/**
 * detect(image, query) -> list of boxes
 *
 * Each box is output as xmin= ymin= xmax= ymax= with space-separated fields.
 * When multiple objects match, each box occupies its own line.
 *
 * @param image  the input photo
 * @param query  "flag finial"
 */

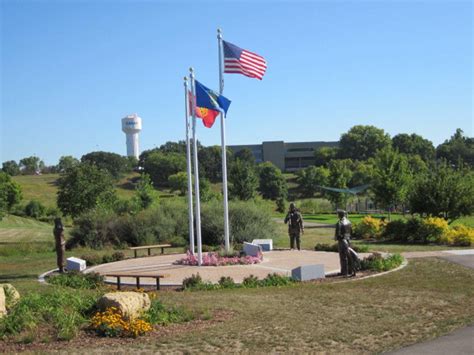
xmin=217 ymin=28 xmax=222 ymax=39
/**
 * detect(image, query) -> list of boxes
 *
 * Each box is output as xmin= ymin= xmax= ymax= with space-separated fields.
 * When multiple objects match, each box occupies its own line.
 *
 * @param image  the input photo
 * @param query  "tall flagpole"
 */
xmin=183 ymin=77 xmax=195 ymax=255
xmin=217 ymin=28 xmax=230 ymax=253
xmin=190 ymin=68 xmax=203 ymax=266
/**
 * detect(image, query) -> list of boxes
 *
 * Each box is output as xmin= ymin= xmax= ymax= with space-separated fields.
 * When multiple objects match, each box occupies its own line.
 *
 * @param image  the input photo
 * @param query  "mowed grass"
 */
xmin=0 ymin=215 xmax=52 ymax=244
xmin=67 ymin=258 xmax=473 ymax=354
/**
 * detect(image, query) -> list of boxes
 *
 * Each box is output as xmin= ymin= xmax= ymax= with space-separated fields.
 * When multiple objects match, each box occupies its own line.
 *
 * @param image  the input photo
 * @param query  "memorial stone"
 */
xmin=252 ymin=239 xmax=273 ymax=251
xmin=291 ymin=264 xmax=325 ymax=281
xmin=243 ymin=242 xmax=262 ymax=257
xmin=66 ymin=257 xmax=87 ymax=272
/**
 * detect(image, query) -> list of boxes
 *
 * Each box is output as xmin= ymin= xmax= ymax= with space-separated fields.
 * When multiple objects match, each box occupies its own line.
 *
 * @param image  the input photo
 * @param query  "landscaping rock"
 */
xmin=243 ymin=242 xmax=262 ymax=257
xmin=0 ymin=283 xmax=20 ymax=309
xmin=291 ymin=264 xmax=325 ymax=281
xmin=97 ymin=292 xmax=151 ymax=319
xmin=0 ymin=287 xmax=6 ymax=318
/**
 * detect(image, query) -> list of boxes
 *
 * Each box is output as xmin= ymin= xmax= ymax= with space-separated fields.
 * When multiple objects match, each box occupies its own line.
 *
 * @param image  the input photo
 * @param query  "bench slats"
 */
xmin=105 ymin=274 xmax=165 ymax=291
xmin=129 ymin=244 xmax=173 ymax=258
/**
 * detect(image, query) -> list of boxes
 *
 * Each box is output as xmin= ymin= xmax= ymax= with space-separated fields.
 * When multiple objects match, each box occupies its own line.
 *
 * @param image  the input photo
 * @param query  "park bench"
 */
xmin=129 ymin=244 xmax=172 ymax=258
xmin=105 ymin=273 xmax=165 ymax=290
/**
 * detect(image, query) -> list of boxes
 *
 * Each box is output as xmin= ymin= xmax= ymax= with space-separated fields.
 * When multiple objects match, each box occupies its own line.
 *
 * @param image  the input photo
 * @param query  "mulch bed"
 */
xmin=0 ymin=309 xmax=234 ymax=353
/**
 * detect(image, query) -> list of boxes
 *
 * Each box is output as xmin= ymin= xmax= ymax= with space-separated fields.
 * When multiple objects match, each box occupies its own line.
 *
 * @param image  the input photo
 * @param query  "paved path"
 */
xmin=388 ymin=251 xmax=474 ymax=355
xmin=88 ymin=250 xmax=344 ymax=286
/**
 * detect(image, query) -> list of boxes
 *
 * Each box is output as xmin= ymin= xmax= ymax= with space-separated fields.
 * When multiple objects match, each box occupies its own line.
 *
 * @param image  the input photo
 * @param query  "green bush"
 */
xmin=242 ymin=275 xmax=260 ymax=288
xmin=218 ymin=276 xmax=236 ymax=288
xmin=360 ymin=253 xmax=404 ymax=272
xmin=382 ymin=217 xmax=450 ymax=244
xmin=143 ymin=298 xmax=194 ymax=325
xmin=48 ymin=271 xmax=104 ymax=289
xmin=24 ymin=200 xmax=46 ymax=219
xmin=260 ymin=273 xmax=296 ymax=287
xmin=0 ymin=288 xmax=99 ymax=340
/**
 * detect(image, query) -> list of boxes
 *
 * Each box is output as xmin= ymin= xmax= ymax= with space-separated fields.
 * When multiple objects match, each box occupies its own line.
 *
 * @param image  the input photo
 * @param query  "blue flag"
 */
xmin=195 ymin=80 xmax=231 ymax=116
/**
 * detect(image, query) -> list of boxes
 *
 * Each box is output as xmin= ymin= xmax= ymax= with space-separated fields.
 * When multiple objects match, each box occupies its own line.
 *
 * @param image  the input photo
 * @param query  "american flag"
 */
xmin=223 ymin=40 xmax=267 ymax=80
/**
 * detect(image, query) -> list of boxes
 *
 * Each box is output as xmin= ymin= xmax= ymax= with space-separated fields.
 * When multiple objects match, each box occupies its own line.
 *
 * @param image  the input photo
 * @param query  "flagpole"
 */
xmin=217 ymin=28 xmax=230 ymax=253
xmin=183 ymin=77 xmax=195 ymax=255
xmin=190 ymin=68 xmax=203 ymax=266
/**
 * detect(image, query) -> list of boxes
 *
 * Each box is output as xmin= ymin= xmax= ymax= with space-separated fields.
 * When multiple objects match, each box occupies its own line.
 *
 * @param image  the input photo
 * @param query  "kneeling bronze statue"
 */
xmin=334 ymin=210 xmax=358 ymax=277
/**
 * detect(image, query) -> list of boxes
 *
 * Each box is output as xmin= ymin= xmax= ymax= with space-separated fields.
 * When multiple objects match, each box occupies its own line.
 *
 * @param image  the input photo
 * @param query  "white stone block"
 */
xmin=252 ymin=239 xmax=273 ymax=251
xmin=243 ymin=242 xmax=262 ymax=257
xmin=66 ymin=257 xmax=86 ymax=272
xmin=291 ymin=264 xmax=325 ymax=281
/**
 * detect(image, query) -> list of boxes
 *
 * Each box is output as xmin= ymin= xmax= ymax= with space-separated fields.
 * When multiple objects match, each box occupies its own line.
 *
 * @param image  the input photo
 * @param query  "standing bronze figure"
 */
xmin=284 ymin=202 xmax=304 ymax=250
xmin=53 ymin=218 xmax=66 ymax=273
xmin=335 ymin=210 xmax=355 ymax=277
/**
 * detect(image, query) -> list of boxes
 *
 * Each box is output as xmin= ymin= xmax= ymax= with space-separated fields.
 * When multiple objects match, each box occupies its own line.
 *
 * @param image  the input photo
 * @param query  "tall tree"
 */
xmin=0 ymin=172 xmax=22 ymax=218
xmin=409 ymin=160 xmax=474 ymax=222
xmin=19 ymin=156 xmax=43 ymax=174
xmin=234 ymin=148 xmax=256 ymax=165
xmin=257 ymin=162 xmax=288 ymax=201
xmin=392 ymin=133 xmax=435 ymax=162
xmin=143 ymin=151 xmax=186 ymax=187
xmin=314 ymin=146 xmax=338 ymax=167
xmin=57 ymin=163 xmax=116 ymax=217
xmin=57 ymin=155 xmax=80 ymax=172
xmin=229 ymin=160 xmax=258 ymax=200
xmin=371 ymin=147 xmax=412 ymax=218
xmin=296 ymin=166 xmax=329 ymax=197
xmin=338 ymin=125 xmax=391 ymax=161
xmin=81 ymin=151 xmax=132 ymax=179
xmin=326 ymin=159 xmax=353 ymax=208
xmin=436 ymin=129 xmax=474 ymax=167
xmin=2 ymin=161 xmax=20 ymax=176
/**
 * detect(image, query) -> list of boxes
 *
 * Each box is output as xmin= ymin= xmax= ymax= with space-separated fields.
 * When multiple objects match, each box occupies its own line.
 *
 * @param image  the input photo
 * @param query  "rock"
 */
xmin=0 ymin=283 xmax=20 ymax=309
xmin=0 ymin=287 xmax=6 ymax=318
xmin=97 ymin=292 xmax=151 ymax=319
xmin=243 ymin=242 xmax=262 ymax=257
xmin=291 ymin=264 xmax=325 ymax=281
xmin=66 ymin=257 xmax=87 ymax=271
xmin=252 ymin=239 xmax=273 ymax=251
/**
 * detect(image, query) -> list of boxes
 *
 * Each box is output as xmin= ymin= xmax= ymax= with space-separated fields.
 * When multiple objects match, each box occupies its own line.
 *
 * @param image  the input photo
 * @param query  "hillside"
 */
xmin=12 ymin=173 xmax=142 ymax=208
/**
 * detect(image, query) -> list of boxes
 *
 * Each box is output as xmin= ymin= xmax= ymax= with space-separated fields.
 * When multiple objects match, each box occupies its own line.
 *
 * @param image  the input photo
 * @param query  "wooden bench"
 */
xmin=129 ymin=244 xmax=172 ymax=258
xmin=105 ymin=273 xmax=165 ymax=290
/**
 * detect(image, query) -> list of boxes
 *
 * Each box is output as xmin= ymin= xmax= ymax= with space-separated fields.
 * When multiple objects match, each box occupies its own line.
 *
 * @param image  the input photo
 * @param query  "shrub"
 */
xmin=261 ymin=273 xmax=296 ymax=287
xmin=353 ymin=216 xmax=382 ymax=240
xmin=382 ymin=217 xmax=449 ymax=244
xmin=0 ymin=288 xmax=98 ymax=340
xmin=381 ymin=219 xmax=407 ymax=242
xmin=24 ymin=200 xmax=46 ymax=219
xmin=360 ymin=253 xmax=404 ymax=272
xmin=444 ymin=225 xmax=474 ymax=246
xmin=48 ymin=271 xmax=104 ymax=289
xmin=218 ymin=276 xmax=236 ymax=288
xmin=182 ymin=273 xmax=204 ymax=290
xmin=90 ymin=307 xmax=152 ymax=338
xmin=80 ymin=254 xmax=103 ymax=266
xmin=242 ymin=275 xmax=260 ymax=288
xmin=143 ymin=298 xmax=194 ymax=325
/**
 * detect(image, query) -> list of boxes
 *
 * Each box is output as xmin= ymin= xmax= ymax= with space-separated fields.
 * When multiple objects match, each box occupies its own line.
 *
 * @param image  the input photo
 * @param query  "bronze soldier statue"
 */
xmin=335 ymin=210 xmax=355 ymax=277
xmin=53 ymin=218 xmax=66 ymax=273
xmin=284 ymin=202 xmax=304 ymax=250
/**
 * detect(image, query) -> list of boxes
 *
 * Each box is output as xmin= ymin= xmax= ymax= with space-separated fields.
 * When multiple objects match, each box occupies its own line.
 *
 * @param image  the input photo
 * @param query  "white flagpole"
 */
xmin=217 ymin=28 xmax=230 ymax=253
xmin=190 ymin=68 xmax=203 ymax=266
xmin=183 ymin=77 xmax=195 ymax=255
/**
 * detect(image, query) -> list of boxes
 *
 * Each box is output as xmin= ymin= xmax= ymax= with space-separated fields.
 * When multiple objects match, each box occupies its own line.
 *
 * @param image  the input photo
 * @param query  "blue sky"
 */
xmin=1 ymin=0 xmax=472 ymax=165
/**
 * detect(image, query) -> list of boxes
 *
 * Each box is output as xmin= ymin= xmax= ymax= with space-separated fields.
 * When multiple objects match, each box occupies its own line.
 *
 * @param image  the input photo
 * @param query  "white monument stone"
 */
xmin=66 ymin=257 xmax=86 ymax=272
xmin=251 ymin=239 xmax=273 ymax=251
xmin=243 ymin=242 xmax=262 ymax=257
xmin=291 ymin=264 xmax=325 ymax=281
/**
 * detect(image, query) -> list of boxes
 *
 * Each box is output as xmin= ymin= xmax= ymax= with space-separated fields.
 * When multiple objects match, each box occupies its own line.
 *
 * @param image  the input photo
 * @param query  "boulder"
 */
xmin=97 ymin=292 xmax=151 ymax=320
xmin=0 ymin=287 xmax=6 ymax=318
xmin=0 ymin=284 xmax=20 ymax=309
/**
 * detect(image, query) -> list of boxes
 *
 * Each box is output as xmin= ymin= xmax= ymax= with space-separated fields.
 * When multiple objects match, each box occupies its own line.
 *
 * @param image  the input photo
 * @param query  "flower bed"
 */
xmin=175 ymin=250 xmax=263 ymax=266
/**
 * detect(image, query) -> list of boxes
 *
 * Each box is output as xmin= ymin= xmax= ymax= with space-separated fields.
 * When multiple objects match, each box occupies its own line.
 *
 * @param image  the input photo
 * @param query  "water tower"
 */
xmin=121 ymin=114 xmax=142 ymax=159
